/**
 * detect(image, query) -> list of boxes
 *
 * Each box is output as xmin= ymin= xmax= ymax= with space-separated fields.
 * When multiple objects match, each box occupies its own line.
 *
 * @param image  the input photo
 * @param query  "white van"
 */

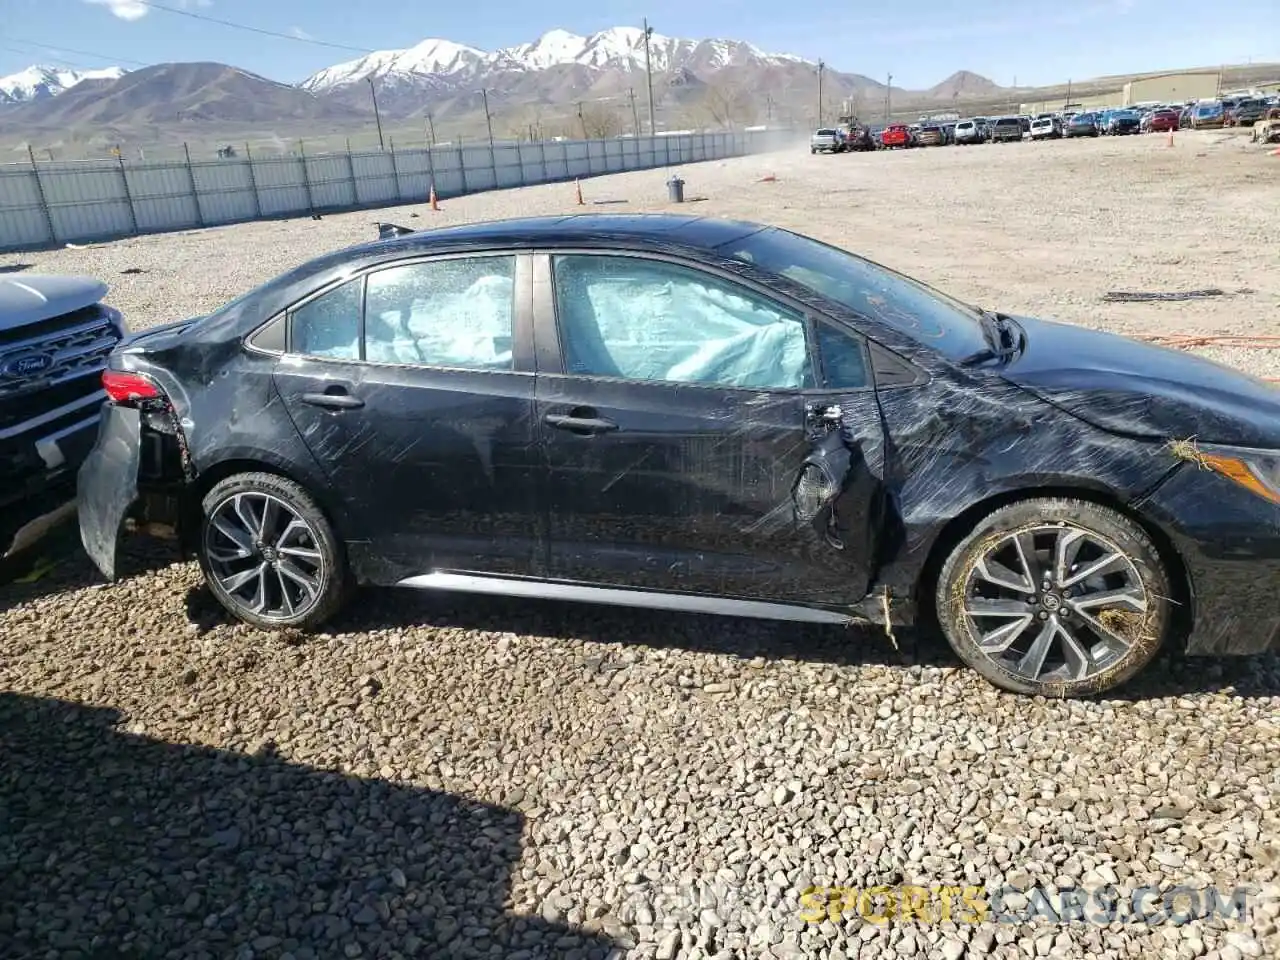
xmin=1029 ymin=116 xmax=1060 ymax=139
xmin=954 ymin=120 xmax=985 ymax=144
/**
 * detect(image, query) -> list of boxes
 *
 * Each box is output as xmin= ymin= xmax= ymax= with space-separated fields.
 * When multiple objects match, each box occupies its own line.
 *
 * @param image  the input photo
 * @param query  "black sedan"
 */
xmin=78 ymin=215 xmax=1280 ymax=697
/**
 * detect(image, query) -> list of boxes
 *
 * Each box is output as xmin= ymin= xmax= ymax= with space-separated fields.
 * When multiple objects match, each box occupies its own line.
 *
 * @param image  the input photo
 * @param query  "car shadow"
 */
xmin=183 ymin=576 xmax=948 ymax=671
xmin=183 ymin=581 xmax=1280 ymax=699
xmin=0 ymin=691 xmax=619 ymax=959
xmin=0 ymin=262 xmax=33 ymax=274
xmin=0 ymin=521 xmax=169 ymax=606
xmin=6 ymin=532 xmax=1278 ymax=701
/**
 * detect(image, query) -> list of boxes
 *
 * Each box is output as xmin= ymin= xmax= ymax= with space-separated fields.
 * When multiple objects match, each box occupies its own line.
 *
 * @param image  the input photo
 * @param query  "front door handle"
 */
xmin=301 ymin=390 xmax=365 ymax=410
xmin=544 ymin=413 xmax=619 ymax=435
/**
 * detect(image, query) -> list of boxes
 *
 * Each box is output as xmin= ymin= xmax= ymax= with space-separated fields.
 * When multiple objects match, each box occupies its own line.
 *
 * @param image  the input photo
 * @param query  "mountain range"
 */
xmin=0 ymin=26 xmax=958 ymax=134
xmin=0 ymin=65 xmax=126 ymax=104
xmin=2 ymin=26 xmax=1276 ymax=147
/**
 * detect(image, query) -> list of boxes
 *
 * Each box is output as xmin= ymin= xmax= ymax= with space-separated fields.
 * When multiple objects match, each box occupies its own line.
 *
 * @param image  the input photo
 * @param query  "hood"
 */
xmin=0 ymin=274 xmax=108 ymax=331
xmin=998 ymin=315 xmax=1280 ymax=449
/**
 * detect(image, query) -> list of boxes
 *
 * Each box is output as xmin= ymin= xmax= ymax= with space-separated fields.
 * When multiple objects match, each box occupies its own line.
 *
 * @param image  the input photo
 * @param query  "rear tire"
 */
xmin=198 ymin=472 xmax=348 ymax=631
xmin=935 ymin=498 xmax=1172 ymax=697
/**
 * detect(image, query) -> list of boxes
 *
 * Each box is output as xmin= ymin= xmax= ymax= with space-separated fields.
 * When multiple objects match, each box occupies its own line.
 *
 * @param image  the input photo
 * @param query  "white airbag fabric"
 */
xmin=561 ymin=272 xmax=808 ymax=389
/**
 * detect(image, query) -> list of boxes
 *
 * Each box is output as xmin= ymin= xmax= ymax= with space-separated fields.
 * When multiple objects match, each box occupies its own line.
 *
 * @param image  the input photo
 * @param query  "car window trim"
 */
xmin=535 ymin=248 xmax=881 ymax=396
xmin=247 ymin=251 xmax=535 ymax=375
xmin=810 ymin=316 xmax=875 ymax=392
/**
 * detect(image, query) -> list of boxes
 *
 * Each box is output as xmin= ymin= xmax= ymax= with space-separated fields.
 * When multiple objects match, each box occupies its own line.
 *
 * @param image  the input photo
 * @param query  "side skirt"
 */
xmin=395 ymin=572 xmax=862 ymax=625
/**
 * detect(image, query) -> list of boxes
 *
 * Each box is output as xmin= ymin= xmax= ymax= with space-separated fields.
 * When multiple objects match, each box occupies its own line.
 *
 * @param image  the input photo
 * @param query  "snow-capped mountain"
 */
xmin=0 ymin=65 xmax=126 ymax=103
xmin=301 ymin=26 xmax=809 ymax=92
xmin=300 ymin=39 xmax=489 ymax=92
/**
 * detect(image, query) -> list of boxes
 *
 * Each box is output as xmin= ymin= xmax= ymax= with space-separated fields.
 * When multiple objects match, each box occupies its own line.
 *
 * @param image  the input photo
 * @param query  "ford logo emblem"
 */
xmin=3 ymin=353 xmax=54 ymax=378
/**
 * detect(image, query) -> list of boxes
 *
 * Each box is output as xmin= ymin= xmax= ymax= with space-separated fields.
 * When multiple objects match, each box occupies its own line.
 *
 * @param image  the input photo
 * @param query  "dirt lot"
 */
xmin=2 ymin=130 xmax=1279 ymax=960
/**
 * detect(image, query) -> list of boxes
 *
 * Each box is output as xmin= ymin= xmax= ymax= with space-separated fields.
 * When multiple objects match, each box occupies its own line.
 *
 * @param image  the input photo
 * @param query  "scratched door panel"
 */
xmin=275 ymin=358 xmax=542 ymax=578
xmin=535 ymin=374 xmax=880 ymax=604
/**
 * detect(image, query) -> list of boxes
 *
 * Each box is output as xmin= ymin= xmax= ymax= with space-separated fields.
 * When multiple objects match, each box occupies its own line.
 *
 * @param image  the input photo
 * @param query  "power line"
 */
xmin=128 ymin=1 xmax=377 ymax=55
xmin=0 ymin=36 xmax=151 ymax=67
xmin=0 ymin=43 xmax=88 ymax=70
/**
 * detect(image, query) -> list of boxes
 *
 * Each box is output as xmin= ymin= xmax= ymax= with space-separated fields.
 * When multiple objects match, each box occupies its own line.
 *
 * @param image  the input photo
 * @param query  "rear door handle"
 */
xmin=544 ymin=413 xmax=619 ymax=434
xmin=301 ymin=391 xmax=365 ymax=410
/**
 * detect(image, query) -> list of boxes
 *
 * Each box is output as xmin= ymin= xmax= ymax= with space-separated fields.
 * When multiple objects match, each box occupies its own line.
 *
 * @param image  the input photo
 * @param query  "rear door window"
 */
xmin=363 ymin=256 xmax=516 ymax=370
xmin=290 ymin=279 xmax=362 ymax=360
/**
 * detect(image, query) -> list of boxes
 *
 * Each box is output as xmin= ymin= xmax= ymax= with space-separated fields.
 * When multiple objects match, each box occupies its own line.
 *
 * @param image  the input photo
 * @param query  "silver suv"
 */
xmin=1 ymin=275 xmax=124 ymax=559
xmin=810 ymin=128 xmax=846 ymax=153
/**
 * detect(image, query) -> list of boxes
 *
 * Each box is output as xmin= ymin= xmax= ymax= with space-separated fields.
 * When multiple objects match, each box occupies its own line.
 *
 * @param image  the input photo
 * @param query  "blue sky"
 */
xmin=1 ymin=0 xmax=1276 ymax=88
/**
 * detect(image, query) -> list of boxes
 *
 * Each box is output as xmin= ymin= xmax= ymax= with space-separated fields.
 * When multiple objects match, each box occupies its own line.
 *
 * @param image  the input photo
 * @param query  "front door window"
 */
xmin=551 ymin=254 xmax=814 ymax=391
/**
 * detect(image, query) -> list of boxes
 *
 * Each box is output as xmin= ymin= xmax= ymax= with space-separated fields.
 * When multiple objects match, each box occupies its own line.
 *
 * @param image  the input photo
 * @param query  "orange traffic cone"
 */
xmin=429 ymin=181 xmax=440 ymax=211
xmin=1167 ymin=127 xmax=1175 ymax=147
xmin=575 ymin=178 xmax=584 ymax=205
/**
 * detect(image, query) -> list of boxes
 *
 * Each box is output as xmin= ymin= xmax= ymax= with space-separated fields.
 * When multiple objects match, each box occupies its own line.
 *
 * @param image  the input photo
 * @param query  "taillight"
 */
xmin=102 ymin=370 xmax=162 ymax=404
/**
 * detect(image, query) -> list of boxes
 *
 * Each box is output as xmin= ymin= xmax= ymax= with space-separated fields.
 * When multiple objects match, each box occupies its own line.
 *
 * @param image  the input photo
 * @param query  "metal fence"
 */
xmin=0 ymin=129 xmax=788 ymax=252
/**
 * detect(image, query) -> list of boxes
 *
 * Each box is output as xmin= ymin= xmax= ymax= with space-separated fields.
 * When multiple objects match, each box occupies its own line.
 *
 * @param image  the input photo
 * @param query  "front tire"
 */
xmin=198 ymin=472 xmax=348 ymax=631
xmin=935 ymin=498 xmax=1172 ymax=697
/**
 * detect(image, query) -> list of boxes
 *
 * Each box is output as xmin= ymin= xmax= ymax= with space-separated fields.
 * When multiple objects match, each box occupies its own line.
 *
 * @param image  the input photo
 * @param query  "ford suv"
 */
xmin=1 ymin=275 xmax=125 ymax=562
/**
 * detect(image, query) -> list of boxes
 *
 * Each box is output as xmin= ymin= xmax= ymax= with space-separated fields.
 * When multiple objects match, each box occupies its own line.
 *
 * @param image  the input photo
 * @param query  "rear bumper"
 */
xmin=1139 ymin=464 xmax=1280 ymax=656
xmin=77 ymin=404 xmax=143 ymax=581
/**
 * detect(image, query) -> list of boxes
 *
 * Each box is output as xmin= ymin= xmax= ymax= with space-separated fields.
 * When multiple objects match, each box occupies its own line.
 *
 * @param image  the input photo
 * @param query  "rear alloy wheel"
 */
xmin=936 ymin=498 xmax=1172 ymax=696
xmin=198 ymin=472 xmax=347 ymax=631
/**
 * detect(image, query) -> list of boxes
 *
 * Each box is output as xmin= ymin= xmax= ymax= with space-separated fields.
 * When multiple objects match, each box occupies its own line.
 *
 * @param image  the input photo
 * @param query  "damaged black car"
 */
xmin=79 ymin=215 xmax=1280 ymax=696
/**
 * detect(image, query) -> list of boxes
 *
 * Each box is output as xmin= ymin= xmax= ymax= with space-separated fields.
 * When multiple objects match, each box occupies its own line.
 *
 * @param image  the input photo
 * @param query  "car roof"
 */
xmin=348 ymin=214 xmax=769 ymax=260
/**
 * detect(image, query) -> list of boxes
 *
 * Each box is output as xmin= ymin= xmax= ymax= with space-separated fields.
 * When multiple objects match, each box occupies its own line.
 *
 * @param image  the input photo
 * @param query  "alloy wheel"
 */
xmin=204 ymin=491 xmax=326 ymax=621
xmin=959 ymin=522 xmax=1150 ymax=685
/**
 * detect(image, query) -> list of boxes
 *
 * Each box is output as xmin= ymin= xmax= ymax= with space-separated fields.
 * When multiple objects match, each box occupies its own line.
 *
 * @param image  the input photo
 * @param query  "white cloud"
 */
xmin=289 ymin=26 xmax=314 ymax=41
xmin=84 ymin=0 xmax=211 ymax=21
xmin=85 ymin=0 xmax=149 ymax=20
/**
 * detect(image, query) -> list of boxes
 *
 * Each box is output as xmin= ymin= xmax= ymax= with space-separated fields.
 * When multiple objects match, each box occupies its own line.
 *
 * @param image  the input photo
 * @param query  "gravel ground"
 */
xmin=2 ymin=129 xmax=1279 ymax=960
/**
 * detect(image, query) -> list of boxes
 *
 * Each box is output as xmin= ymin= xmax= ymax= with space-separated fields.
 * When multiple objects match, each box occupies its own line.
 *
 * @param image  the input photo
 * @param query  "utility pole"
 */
xmin=426 ymin=113 xmax=436 ymax=147
xmin=1064 ymin=79 xmax=1072 ymax=110
xmin=628 ymin=87 xmax=640 ymax=135
xmin=884 ymin=72 xmax=892 ymax=122
xmin=578 ymin=101 xmax=588 ymax=138
xmin=817 ymin=59 xmax=825 ymax=126
xmin=367 ymin=76 xmax=385 ymax=150
xmin=480 ymin=88 xmax=495 ymax=147
xmin=642 ymin=18 xmax=657 ymax=134
xmin=766 ymin=93 xmax=774 ymax=122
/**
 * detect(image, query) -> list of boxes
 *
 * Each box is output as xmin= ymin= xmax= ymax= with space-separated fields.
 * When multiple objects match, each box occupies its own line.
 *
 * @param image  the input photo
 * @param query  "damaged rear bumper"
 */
xmin=77 ymin=405 xmax=143 ymax=581
xmin=1140 ymin=464 xmax=1280 ymax=656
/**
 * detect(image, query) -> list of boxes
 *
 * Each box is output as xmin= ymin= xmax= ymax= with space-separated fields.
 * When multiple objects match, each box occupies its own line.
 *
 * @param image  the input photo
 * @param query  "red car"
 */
xmin=1144 ymin=109 xmax=1181 ymax=133
xmin=879 ymin=124 xmax=913 ymax=148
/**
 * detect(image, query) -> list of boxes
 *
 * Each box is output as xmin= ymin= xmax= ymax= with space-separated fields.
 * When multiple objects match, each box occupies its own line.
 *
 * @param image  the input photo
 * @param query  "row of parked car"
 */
xmin=810 ymin=92 xmax=1280 ymax=152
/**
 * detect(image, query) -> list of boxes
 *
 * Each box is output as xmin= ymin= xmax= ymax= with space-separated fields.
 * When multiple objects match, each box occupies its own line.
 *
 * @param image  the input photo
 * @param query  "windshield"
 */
xmin=815 ymin=129 xmax=837 ymax=136
xmin=720 ymin=227 xmax=989 ymax=359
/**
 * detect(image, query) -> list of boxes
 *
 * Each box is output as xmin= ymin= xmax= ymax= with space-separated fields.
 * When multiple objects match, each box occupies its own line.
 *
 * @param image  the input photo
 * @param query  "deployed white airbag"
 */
xmin=365 ymin=273 xmax=515 ymax=368
xmin=561 ymin=268 xmax=809 ymax=389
